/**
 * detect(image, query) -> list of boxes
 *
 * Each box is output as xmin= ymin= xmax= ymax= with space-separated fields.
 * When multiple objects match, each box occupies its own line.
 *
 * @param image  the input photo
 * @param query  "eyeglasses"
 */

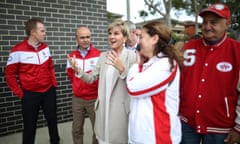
xmin=79 ymin=36 xmax=91 ymax=39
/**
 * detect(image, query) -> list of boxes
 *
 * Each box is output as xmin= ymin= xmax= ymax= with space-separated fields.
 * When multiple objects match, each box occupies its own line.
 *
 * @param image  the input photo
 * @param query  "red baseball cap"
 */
xmin=199 ymin=3 xmax=231 ymax=21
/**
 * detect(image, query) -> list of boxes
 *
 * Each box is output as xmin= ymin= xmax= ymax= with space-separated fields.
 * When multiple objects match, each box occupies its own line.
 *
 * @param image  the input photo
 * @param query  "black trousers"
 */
xmin=21 ymin=86 xmax=60 ymax=144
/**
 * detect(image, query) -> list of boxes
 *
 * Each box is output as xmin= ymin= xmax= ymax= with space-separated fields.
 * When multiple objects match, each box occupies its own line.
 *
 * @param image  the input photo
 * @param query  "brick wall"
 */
xmin=0 ymin=0 xmax=108 ymax=136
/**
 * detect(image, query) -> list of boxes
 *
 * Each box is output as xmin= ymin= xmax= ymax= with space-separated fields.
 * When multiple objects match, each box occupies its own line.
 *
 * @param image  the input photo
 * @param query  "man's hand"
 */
xmin=224 ymin=130 xmax=240 ymax=144
xmin=67 ymin=54 xmax=80 ymax=73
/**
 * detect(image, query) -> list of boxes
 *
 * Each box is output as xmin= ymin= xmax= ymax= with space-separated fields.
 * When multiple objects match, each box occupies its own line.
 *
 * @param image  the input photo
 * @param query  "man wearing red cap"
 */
xmin=180 ymin=3 xmax=240 ymax=144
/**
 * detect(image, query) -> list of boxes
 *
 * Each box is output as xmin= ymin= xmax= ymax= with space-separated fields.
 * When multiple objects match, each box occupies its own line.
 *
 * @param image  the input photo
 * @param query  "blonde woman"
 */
xmin=68 ymin=19 xmax=136 ymax=144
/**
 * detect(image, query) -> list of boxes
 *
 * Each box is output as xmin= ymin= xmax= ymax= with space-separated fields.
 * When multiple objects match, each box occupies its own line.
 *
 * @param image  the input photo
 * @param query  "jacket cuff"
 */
xmin=233 ymin=124 xmax=240 ymax=134
xmin=18 ymin=92 xmax=24 ymax=99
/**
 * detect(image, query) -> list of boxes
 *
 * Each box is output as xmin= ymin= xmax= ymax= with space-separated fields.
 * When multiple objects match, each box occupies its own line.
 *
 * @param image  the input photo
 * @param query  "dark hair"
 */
xmin=25 ymin=18 xmax=44 ymax=37
xmin=142 ymin=21 xmax=183 ymax=70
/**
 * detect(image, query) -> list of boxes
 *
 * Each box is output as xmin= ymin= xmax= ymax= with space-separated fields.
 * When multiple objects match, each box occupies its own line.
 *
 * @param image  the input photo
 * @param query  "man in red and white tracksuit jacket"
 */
xmin=66 ymin=44 xmax=100 ymax=102
xmin=66 ymin=26 xmax=101 ymax=144
xmin=5 ymin=39 xmax=57 ymax=98
xmin=5 ymin=18 xmax=59 ymax=144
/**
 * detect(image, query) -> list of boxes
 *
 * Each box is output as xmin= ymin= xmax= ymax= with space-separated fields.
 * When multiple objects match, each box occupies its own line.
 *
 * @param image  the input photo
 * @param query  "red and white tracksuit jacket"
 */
xmin=5 ymin=39 xmax=57 ymax=99
xmin=180 ymin=33 xmax=240 ymax=134
xmin=66 ymin=45 xmax=101 ymax=100
xmin=127 ymin=53 xmax=181 ymax=144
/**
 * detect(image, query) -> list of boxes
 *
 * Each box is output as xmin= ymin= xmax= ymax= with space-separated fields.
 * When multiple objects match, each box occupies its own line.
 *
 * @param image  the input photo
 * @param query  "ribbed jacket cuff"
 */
xmin=233 ymin=124 xmax=240 ymax=133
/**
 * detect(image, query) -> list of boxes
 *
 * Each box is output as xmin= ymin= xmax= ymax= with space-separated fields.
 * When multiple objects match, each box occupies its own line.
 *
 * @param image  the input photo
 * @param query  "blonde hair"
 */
xmin=108 ymin=19 xmax=130 ymax=42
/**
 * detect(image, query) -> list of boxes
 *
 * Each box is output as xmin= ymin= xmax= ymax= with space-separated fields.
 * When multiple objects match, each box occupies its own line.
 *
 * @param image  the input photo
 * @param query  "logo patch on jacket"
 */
xmin=90 ymin=60 xmax=95 ymax=68
xmin=216 ymin=62 xmax=232 ymax=72
xmin=90 ymin=60 xmax=94 ymax=65
xmin=7 ymin=56 xmax=13 ymax=62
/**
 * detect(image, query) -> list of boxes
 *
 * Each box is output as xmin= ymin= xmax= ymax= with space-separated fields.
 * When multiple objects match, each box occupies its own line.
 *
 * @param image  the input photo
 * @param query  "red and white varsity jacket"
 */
xmin=5 ymin=39 xmax=57 ymax=99
xmin=180 ymin=33 xmax=240 ymax=134
xmin=66 ymin=45 xmax=101 ymax=100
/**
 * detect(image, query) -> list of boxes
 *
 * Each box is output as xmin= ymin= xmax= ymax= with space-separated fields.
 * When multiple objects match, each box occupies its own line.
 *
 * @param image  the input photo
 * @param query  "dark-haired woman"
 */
xmin=126 ymin=21 xmax=183 ymax=144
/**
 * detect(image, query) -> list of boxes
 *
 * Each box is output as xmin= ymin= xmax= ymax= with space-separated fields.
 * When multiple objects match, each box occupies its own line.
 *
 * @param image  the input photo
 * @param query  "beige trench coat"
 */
xmin=76 ymin=48 xmax=136 ymax=143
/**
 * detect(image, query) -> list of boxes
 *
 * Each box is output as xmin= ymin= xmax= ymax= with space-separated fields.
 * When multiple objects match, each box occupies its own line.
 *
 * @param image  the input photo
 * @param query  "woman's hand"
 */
xmin=67 ymin=54 xmax=81 ymax=74
xmin=106 ymin=50 xmax=125 ymax=74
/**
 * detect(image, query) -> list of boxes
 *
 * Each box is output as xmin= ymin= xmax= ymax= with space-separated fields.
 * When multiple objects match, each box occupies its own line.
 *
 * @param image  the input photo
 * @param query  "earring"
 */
xmin=123 ymin=40 xmax=126 ymax=47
